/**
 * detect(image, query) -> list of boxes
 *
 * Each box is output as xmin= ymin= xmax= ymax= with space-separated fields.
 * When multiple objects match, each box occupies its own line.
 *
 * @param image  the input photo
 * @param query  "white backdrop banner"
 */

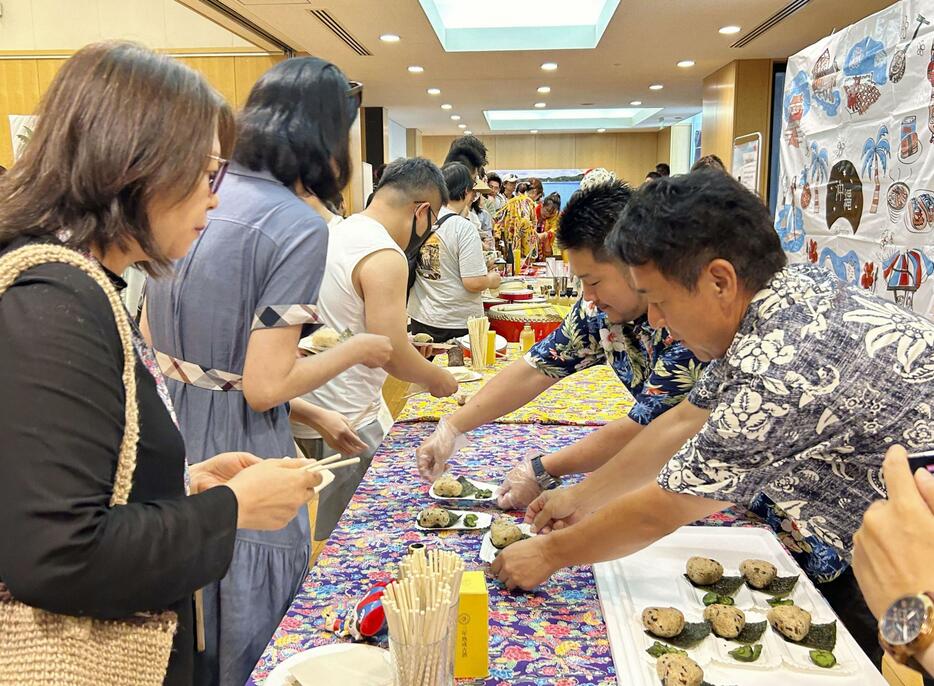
xmin=776 ymin=0 xmax=934 ymax=319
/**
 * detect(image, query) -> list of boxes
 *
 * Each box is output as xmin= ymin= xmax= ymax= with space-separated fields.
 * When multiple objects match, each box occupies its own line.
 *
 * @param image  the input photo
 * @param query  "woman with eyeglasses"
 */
xmin=142 ymin=58 xmax=390 ymax=685
xmin=0 ymin=42 xmax=326 ymax=686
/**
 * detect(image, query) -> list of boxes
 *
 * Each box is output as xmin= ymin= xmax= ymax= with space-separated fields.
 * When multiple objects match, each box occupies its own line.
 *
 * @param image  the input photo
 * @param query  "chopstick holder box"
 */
xmin=454 ymin=570 xmax=488 ymax=678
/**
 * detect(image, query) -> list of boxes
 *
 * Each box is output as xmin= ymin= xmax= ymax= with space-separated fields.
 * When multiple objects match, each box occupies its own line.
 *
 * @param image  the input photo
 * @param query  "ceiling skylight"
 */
xmin=418 ymin=0 xmax=620 ymax=52
xmin=484 ymin=107 xmax=662 ymax=131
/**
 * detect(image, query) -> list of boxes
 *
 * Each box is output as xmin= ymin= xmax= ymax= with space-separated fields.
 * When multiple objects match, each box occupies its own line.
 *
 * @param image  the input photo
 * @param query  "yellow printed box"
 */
xmin=454 ymin=570 xmax=489 ymax=679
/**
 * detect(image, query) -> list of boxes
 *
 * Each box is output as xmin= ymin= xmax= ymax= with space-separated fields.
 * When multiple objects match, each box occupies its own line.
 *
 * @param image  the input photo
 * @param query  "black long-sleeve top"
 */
xmin=0 ymin=240 xmax=238 ymax=685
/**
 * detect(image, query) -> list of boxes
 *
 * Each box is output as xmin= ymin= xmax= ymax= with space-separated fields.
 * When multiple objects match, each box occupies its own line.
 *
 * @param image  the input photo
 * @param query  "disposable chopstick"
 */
xmin=302 ymin=457 xmax=360 ymax=473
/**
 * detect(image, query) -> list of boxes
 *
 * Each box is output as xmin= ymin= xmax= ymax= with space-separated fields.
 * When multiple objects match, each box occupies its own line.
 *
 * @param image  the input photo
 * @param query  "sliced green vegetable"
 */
xmin=809 ymin=649 xmax=837 ymax=668
xmin=733 ymin=620 xmax=767 ymax=644
xmin=773 ymin=621 xmax=837 ymax=651
xmin=645 ymin=641 xmax=686 ymax=658
xmin=752 ymin=574 xmax=799 ymax=596
xmin=702 ymin=591 xmax=734 ymax=607
xmin=767 ymin=597 xmax=794 ymax=607
xmin=728 ymin=643 xmax=763 ymax=662
xmin=684 ymin=574 xmax=744 ymax=596
xmin=463 ymin=514 xmax=478 ymax=528
xmin=645 ymin=621 xmax=711 ymax=649
xmin=473 ymin=488 xmax=493 ymax=499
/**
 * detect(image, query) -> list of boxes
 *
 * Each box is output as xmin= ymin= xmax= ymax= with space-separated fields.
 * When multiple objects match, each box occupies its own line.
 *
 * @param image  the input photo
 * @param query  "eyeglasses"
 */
xmin=206 ymin=154 xmax=229 ymax=194
xmin=347 ymin=80 xmax=364 ymax=119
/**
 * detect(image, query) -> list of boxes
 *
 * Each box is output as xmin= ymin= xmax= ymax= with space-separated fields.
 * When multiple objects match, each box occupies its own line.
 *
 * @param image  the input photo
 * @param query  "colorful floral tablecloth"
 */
xmin=247 ymin=422 xmax=757 ymax=686
xmin=396 ymin=347 xmax=634 ymax=426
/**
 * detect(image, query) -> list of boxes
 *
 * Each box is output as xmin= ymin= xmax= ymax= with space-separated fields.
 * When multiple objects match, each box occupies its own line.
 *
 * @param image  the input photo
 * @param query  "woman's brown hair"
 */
xmin=0 ymin=41 xmax=230 ymax=275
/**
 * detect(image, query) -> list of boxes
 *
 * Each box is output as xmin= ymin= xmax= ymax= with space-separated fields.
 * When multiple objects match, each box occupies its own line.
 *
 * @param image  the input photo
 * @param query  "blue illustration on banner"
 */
xmin=843 ymin=37 xmax=887 ymax=115
xmin=861 ymin=124 xmax=891 ymax=215
xmin=883 ymin=249 xmax=934 ymax=309
xmin=809 ymin=143 xmax=830 ymax=214
xmin=783 ymin=71 xmax=811 ymax=148
xmin=811 ymin=47 xmax=842 ymax=117
xmin=819 ymin=247 xmax=862 ymax=285
xmin=774 ymin=176 xmax=805 ymax=253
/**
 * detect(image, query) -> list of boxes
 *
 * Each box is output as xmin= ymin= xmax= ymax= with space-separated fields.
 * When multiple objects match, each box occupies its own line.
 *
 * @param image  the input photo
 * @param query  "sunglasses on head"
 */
xmin=206 ymin=154 xmax=229 ymax=195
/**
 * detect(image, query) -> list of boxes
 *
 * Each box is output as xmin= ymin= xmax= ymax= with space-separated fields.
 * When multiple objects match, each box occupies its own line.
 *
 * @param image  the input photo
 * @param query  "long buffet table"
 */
xmin=247 ymin=348 xmax=758 ymax=685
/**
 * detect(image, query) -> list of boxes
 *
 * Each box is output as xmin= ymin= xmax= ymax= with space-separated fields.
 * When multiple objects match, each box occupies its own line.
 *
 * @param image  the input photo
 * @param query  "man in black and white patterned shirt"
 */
xmin=491 ymin=170 xmax=934 ymax=664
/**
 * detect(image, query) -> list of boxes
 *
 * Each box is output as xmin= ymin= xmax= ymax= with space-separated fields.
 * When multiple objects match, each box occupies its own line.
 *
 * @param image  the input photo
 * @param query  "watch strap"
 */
xmin=879 ymin=592 xmax=934 ymax=665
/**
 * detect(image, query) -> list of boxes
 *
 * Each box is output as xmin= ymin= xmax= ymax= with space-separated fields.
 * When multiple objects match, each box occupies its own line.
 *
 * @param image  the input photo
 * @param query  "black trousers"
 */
xmin=409 ymin=319 xmax=469 ymax=346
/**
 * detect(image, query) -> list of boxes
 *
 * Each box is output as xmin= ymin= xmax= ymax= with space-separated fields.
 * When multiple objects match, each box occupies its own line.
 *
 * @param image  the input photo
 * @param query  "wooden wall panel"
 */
xmin=233 ymin=55 xmax=284 ymax=107
xmin=733 ymin=59 xmax=773 ymax=195
xmin=615 ymin=131 xmax=661 ymax=186
xmin=656 ymin=126 xmax=671 ymax=167
xmin=0 ymin=60 xmax=41 ymax=167
xmin=534 ymin=134 xmax=575 ymax=169
xmin=35 ymin=59 xmax=68 ymax=95
xmin=701 ymin=61 xmax=737 ymax=174
xmin=420 ymin=135 xmax=456 ymax=167
xmin=177 ymin=56 xmax=238 ymax=106
xmin=493 ymin=134 xmax=535 ymax=170
xmin=574 ymin=133 xmax=617 ymax=171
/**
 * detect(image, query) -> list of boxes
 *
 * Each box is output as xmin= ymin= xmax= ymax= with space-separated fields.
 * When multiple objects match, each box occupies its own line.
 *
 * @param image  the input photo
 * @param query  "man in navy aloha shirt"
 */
xmin=415 ymin=178 xmax=704 ymax=509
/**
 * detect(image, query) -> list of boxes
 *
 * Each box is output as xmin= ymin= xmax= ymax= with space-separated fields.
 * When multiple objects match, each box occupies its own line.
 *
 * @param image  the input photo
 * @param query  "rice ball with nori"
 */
xmin=685 ymin=556 xmax=724 ymax=585
xmin=656 ymin=653 xmax=704 ymax=686
xmin=417 ymin=506 xmax=452 ymax=528
xmin=433 ymin=474 xmax=463 ymax=497
xmin=768 ymin=604 xmax=812 ymax=642
xmin=703 ymin=603 xmax=746 ymax=639
xmin=490 ymin=518 xmax=523 ymax=549
xmin=741 ymin=559 xmax=778 ymax=589
xmin=642 ymin=607 xmax=685 ymax=638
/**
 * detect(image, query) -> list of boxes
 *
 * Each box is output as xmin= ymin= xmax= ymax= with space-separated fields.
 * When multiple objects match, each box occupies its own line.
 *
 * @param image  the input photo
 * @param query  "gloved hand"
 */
xmin=416 ymin=417 xmax=467 ymax=482
xmin=496 ymin=455 xmax=543 ymax=510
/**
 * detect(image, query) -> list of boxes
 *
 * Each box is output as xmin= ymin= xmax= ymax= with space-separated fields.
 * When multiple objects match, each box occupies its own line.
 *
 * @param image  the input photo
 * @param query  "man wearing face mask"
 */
xmin=297 ymin=157 xmax=459 ymax=540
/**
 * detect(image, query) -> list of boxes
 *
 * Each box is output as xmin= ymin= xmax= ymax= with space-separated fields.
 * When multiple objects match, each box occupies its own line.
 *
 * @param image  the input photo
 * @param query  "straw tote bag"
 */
xmin=0 ymin=244 xmax=177 ymax=686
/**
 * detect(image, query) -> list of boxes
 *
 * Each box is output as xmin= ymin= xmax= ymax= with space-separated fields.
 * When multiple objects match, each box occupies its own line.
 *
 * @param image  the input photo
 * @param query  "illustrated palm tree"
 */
xmin=861 ymin=125 xmax=891 ymax=214
xmin=809 ymin=142 xmax=829 ymax=214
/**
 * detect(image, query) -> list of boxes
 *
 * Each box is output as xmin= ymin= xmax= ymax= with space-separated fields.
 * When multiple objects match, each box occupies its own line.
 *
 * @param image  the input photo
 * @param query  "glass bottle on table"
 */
xmin=519 ymin=324 xmax=535 ymax=352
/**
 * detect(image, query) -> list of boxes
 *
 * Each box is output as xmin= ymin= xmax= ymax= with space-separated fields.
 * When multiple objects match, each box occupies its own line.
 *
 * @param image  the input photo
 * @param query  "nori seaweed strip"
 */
xmin=731 ymin=620 xmax=767 ymax=644
xmin=684 ymin=574 xmax=744 ymax=596
xmin=751 ymin=574 xmax=799 ymax=597
xmin=645 ymin=621 xmax=711 ymax=649
xmin=773 ymin=621 xmax=837 ymax=651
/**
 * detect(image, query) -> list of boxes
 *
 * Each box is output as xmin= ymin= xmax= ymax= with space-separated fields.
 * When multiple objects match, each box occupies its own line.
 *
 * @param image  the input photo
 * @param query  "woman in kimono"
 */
xmin=143 ymin=57 xmax=391 ymax=685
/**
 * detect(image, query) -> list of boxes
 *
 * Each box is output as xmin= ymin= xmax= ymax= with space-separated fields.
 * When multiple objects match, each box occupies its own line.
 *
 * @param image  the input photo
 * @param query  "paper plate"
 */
xmin=265 ymin=643 xmax=393 ymax=686
xmin=480 ymin=523 xmax=535 ymax=563
xmin=446 ymin=366 xmax=483 ymax=383
xmin=429 ymin=478 xmax=498 ymax=503
xmin=414 ymin=509 xmax=493 ymax=531
xmin=313 ymin=468 xmax=334 ymax=495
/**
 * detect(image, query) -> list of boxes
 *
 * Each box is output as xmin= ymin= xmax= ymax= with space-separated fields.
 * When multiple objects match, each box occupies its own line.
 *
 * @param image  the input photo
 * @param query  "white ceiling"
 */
xmin=196 ymin=0 xmax=895 ymax=134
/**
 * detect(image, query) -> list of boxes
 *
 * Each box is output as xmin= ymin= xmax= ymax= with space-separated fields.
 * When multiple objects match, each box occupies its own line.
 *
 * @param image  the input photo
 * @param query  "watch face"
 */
xmin=881 ymin=595 xmax=927 ymax=646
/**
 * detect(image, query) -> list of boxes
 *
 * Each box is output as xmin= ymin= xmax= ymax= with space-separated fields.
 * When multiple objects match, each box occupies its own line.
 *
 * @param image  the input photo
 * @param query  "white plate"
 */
xmin=265 ymin=643 xmax=393 ymax=686
xmin=593 ymin=526 xmax=885 ymax=686
xmin=456 ymin=334 xmax=507 ymax=353
xmin=446 ymin=366 xmax=484 ymax=383
xmin=479 ymin=523 xmax=535 ymax=563
xmin=429 ymin=478 xmax=498 ymax=503
xmin=415 ymin=509 xmax=493 ymax=531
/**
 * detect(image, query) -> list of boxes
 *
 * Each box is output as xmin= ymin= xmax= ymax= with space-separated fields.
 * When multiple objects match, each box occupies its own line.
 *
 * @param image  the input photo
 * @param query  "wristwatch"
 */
xmin=530 ymin=454 xmax=562 ymax=491
xmin=878 ymin=592 xmax=934 ymax=669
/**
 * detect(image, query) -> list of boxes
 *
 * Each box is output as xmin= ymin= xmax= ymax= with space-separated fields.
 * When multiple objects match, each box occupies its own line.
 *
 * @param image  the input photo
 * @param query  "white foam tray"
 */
xmin=593 ymin=526 xmax=886 ymax=686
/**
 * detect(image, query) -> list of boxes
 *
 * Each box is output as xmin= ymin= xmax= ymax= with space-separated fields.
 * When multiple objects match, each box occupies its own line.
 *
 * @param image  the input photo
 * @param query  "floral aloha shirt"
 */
xmin=525 ymin=298 xmax=704 ymax=424
xmin=660 ymin=263 xmax=934 ymax=583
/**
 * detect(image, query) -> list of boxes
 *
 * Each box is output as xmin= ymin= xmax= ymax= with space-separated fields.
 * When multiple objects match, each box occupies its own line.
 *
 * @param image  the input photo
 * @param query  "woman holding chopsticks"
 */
xmin=0 ymin=42 xmax=324 ymax=686
xmin=143 ymin=57 xmax=392 ymax=685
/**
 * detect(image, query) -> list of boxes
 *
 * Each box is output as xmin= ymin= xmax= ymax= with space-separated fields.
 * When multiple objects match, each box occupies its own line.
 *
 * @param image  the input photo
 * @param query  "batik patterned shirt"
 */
xmin=526 ymin=298 xmax=704 ymax=424
xmin=659 ymin=263 xmax=934 ymax=582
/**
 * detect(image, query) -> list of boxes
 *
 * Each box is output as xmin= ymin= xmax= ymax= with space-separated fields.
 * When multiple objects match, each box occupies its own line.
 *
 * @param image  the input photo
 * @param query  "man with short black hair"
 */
xmin=416 ymin=179 xmax=703 ymax=510
xmin=492 ymin=170 xmax=934 ymax=665
xmin=484 ymin=172 xmax=505 ymax=215
xmin=296 ymin=157 xmax=459 ymax=539
xmin=655 ymin=162 xmax=670 ymax=176
xmin=444 ymin=135 xmax=488 ymax=178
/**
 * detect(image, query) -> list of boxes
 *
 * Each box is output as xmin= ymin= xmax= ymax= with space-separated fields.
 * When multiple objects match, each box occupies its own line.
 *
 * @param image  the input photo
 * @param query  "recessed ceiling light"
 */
xmin=677 ymin=60 xmax=695 ymax=68
xmin=534 ymin=102 xmax=547 ymax=108
xmin=597 ymin=128 xmax=606 ymax=133
xmin=427 ymin=88 xmax=441 ymax=95
xmin=380 ymin=34 xmax=401 ymax=42
xmin=441 ymin=103 xmax=453 ymax=110
xmin=540 ymin=62 xmax=558 ymax=71
xmin=407 ymin=65 xmax=424 ymax=73
xmin=649 ymin=84 xmax=664 ymax=90
xmin=451 ymin=114 xmax=461 ymax=120
xmin=630 ymin=100 xmax=642 ymax=106
xmin=530 ymin=129 xmax=539 ymax=133
xmin=719 ymin=25 xmax=741 ymax=35
xmin=458 ymin=124 xmax=467 ymax=129
xmin=464 ymin=130 xmax=472 ymax=135
xmin=537 ymin=86 xmax=551 ymax=94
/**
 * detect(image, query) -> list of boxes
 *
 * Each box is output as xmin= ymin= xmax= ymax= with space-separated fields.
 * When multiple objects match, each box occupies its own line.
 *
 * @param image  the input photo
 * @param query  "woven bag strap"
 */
xmin=0 ymin=244 xmax=139 ymax=506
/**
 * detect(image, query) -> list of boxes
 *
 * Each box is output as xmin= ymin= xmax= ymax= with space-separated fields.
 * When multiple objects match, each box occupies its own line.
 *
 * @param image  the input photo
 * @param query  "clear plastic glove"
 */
xmin=496 ymin=456 xmax=542 ymax=510
xmin=416 ymin=417 xmax=467 ymax=482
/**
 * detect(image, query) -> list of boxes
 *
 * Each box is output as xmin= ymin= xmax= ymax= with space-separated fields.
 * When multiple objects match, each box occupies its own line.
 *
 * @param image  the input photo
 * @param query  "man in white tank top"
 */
xmin=294 ymin=157 xmax=459 ymax=539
